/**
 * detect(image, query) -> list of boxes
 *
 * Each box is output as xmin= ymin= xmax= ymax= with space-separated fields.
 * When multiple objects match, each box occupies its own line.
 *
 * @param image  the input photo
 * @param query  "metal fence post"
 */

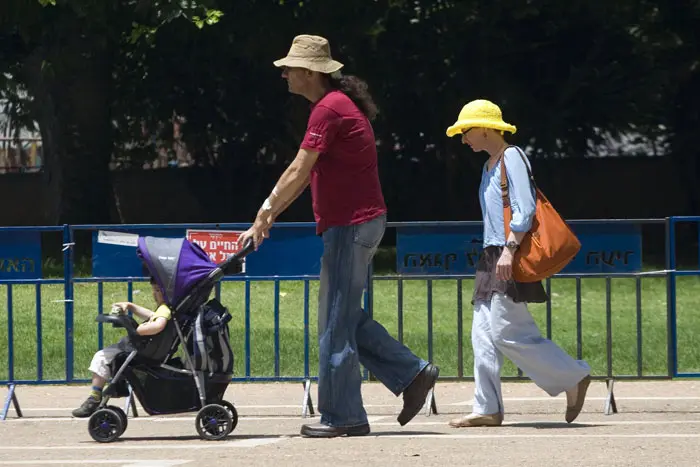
xmin=364 ymin=261 xmax=374 ymax=381
xmin=301 ymin=279 xmax=314 ymax=417
xmin=63 ymin=224 xmax=75 ymax=382
xmin=665 ymin=217 xmax=677 ymax=378
xmin=1 ymin=284 xmax=19 ymax=421
xmin=367 ymin=261 xmax=374 ymax=320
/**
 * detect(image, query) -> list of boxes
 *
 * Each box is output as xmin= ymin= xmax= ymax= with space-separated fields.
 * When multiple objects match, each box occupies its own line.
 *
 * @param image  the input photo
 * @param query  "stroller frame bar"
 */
xmin=100 ymin=310 xmax=211 ymax=414
xmin=172 ymin=318 xmax=208 ymax=409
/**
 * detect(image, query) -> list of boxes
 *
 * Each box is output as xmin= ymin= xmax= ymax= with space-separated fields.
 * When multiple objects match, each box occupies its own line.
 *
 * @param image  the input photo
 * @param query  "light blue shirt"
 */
xmin=479 ymin=146 xmax=536 ymax=248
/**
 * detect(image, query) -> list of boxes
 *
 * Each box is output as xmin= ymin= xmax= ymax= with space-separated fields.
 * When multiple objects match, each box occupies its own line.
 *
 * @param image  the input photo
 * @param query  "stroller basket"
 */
xmin=109 ymin=355 xmax=232 ymax=415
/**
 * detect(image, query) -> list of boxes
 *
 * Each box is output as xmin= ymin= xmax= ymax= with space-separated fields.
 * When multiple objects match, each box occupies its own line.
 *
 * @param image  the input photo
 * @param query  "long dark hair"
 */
xmin=326 ymin=74 xmax=379 ymax=121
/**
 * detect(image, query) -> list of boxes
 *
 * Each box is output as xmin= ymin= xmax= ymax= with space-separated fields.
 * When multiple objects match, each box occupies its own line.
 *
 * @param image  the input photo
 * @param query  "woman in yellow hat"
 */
xmin=445 ymin=99 xmax=591 ymax=427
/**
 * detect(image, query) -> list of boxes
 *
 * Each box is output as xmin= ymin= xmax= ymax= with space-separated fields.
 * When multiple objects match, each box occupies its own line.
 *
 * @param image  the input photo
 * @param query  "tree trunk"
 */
xmin=23 ymin=30 xmax=115 ymax=225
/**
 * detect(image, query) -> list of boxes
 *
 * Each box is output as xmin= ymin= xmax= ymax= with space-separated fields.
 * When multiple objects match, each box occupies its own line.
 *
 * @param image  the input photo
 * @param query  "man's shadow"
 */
xmin=372 ymin=423 xmax=598 ymax=434
xmin=371 ymin=430 xmax=449 ymax=437
xmin=104 ymin=433 xmax=290 ymax=443
xmin=506 ymin=421 xmax=601 ymax=429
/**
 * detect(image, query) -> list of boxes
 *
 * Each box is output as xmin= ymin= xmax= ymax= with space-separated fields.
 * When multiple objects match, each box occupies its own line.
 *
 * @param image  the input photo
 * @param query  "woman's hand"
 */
xmin=496 ymin=248 xmax=515 ymax=281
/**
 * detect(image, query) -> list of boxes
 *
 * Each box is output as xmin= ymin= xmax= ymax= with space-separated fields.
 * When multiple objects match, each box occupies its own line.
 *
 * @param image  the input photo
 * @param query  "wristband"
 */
xmin=262 ymin=198 xmax=272 ymax=211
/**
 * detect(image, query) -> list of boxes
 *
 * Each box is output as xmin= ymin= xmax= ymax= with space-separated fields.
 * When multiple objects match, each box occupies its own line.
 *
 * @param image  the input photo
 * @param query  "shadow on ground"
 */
xmin=506 ymin=422 xmax=602 ymax=429
xmin=100 ymin=433 xmax=289 ymax=443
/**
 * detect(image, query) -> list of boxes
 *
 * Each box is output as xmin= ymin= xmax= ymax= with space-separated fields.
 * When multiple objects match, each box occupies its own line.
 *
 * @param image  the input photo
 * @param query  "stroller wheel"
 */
xmin=105 ymin=405 xmax=128 ymax=435
xmin=195 ymin=404 xmax=233 ymax=441
xmin=220 ymin=400 xmax=238 ymax=434
xmin=88 ymin=408 xmax=124 ymax=443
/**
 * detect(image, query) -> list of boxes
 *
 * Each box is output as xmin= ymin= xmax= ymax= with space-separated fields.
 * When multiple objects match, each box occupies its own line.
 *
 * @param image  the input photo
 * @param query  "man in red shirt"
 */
xmin=238 ymin=34 xmax=439 ymax=438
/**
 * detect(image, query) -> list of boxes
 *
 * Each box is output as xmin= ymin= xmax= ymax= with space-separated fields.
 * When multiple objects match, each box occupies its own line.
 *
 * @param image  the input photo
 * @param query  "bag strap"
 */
xmin=500 ymin=145 xmax=537 ymax=208
xmin=500 ymin=154 xmax=509 ymax=208
xmin=513 ymin=146 xmax=537 ymax=188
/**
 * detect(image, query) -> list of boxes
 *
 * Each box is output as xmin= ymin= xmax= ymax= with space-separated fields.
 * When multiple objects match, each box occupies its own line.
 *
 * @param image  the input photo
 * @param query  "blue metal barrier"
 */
xmin=666 ymin=216 xmax=700 ymax=378
xmin=0 ymin=226 xmax=68 ymax=384
xmin=67 ymin=222 xmax=327 ymax=384
xmin=383 ymin=218 xmax=671 ymax=383
xmin=0 ymin=217 xmax=695 ymax=420
xmin=0 ymin=226 xmax=66 ymax=420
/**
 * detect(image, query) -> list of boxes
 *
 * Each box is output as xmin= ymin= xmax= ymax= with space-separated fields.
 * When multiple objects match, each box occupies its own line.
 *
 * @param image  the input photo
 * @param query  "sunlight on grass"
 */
xmin=1 ymin=274 xmax=694 ymax=382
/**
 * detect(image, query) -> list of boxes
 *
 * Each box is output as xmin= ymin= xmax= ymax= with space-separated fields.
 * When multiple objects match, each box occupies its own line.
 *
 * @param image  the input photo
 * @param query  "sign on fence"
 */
xmin=241 ymin=226 xmax=323 ymax=277
xmin=396 ymin=225 xmax=483 ymax=275
xmin=186 ymin=229 xmax=246 ymax=273
xmin=565 ymin=223 xmax=642 ymax=273
xmin=396 ymin=223 xmax=642 ymax=275
xmin=0 ymin=230 xmax=42 ymax=279
xmin=92 ymin=229 xmax=185 ymax=277
xmin=91 ymin=226 xmax=324 ymax=277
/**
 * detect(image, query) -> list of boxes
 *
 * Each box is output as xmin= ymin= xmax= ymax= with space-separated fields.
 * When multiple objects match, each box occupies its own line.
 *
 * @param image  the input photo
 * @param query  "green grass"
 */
xmin=2 ymin=274 xmax=700 ymax=382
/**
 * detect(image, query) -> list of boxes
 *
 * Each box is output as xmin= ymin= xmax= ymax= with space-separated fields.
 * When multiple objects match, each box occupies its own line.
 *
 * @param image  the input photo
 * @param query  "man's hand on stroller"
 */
xmin=240 ymin=214 xmax=273 ymax=250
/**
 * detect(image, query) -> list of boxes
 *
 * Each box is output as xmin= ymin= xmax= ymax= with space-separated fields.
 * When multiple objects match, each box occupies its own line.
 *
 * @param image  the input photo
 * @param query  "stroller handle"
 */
xmin=96 ymin=314 xmax=140 ymax=340
xmin=220 ymin=238 xmax=255 ymax=275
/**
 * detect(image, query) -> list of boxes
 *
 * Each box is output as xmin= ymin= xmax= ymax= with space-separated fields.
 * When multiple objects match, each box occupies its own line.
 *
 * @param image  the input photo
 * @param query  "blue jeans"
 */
xmin=317 ymin=214 xmax=428 ymax=427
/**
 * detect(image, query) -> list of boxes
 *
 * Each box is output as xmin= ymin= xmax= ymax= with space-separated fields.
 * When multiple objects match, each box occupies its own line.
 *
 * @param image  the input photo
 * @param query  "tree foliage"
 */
xmin=0 ymin=0 xmax=223 ymax=223
xmin=1 ymin=0 xmax=698 ymax=222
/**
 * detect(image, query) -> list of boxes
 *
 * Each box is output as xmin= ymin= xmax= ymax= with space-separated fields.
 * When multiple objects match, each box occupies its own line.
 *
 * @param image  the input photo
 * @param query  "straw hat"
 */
xmin=446 ymin=99 xmax=517 ymax=137
xmin=273 ymin=35 xmax=344 ymax=74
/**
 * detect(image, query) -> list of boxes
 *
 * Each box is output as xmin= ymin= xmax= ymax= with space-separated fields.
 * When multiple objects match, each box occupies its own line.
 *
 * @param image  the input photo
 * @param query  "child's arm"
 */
xmin=136 ymin=317 xmax=168 ymax=336
xmin=113 ymin=302 xmax=154 ymax=321
xmin=129 ymin=303 xmax=155 ymax=321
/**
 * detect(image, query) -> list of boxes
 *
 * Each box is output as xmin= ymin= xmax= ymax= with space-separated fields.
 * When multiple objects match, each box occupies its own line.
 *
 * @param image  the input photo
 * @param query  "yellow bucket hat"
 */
xmin=273 ymin=34 xmax=344 ymax=74
xmin=446 ymin=99 xmax=517 ymax=137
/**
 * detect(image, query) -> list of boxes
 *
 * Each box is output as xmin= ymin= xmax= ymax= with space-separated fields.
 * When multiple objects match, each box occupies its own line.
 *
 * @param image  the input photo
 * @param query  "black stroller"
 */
xmin=87 ymin=235 xmax=253 ymax=443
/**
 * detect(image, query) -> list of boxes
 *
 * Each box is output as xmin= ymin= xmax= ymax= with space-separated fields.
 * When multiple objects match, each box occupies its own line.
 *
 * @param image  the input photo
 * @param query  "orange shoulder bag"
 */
xmin=500 ymin=147 xmax=581 ymax=282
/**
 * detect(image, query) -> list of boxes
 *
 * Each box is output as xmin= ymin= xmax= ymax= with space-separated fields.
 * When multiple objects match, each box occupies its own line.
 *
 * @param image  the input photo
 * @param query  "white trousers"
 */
xmin=89 ymin=344 xmax=123 ymax=380
xmin=472 ymin=293 xmax=590 ymax=415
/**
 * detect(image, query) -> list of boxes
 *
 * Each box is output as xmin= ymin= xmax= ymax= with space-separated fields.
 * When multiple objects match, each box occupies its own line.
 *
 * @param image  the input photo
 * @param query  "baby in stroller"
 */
xmin=80 ymin=235 xmax=253 ymax=443
xmin=72 ymin=275 xmax=172 ymax=418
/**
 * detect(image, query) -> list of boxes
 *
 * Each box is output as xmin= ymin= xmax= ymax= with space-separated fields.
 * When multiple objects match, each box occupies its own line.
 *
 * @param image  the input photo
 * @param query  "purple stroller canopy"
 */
xmin=137 ymin=236 xmax=218 ymax=307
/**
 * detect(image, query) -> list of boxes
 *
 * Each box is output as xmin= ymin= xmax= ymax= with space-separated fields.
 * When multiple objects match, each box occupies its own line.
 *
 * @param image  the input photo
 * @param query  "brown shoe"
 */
xmin=397 ymin=363 xmax=440 ymax=426
xmin=449 ymin=413 xmax=503 ymax=428
xmin=300 ymin=423 xmax=370 ymax=438
xmin=565 ymin=375 xmax=591 ymax=423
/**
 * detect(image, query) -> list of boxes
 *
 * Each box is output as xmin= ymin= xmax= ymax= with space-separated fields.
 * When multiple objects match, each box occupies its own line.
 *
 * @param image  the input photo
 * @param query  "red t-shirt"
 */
xmin=300 ymin=90 xmax=387 ymax=234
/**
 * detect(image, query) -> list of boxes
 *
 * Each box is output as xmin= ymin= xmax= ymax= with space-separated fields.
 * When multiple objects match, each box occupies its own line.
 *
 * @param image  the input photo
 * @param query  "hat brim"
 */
xmin=446 ymin=119 xmax=517 ymax=137
xmin=273 ymin=56 xmax=344 ymax=74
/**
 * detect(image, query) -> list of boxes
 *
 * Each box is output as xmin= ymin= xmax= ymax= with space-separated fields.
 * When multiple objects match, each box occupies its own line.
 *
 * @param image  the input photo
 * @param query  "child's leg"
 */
xmin=87 ymin=344 xmax=123 ymax=392
xmin=88 ymin=373 xmax=107 ymax=400
xmin=73 ymin=344 xmax=123 ymax=417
